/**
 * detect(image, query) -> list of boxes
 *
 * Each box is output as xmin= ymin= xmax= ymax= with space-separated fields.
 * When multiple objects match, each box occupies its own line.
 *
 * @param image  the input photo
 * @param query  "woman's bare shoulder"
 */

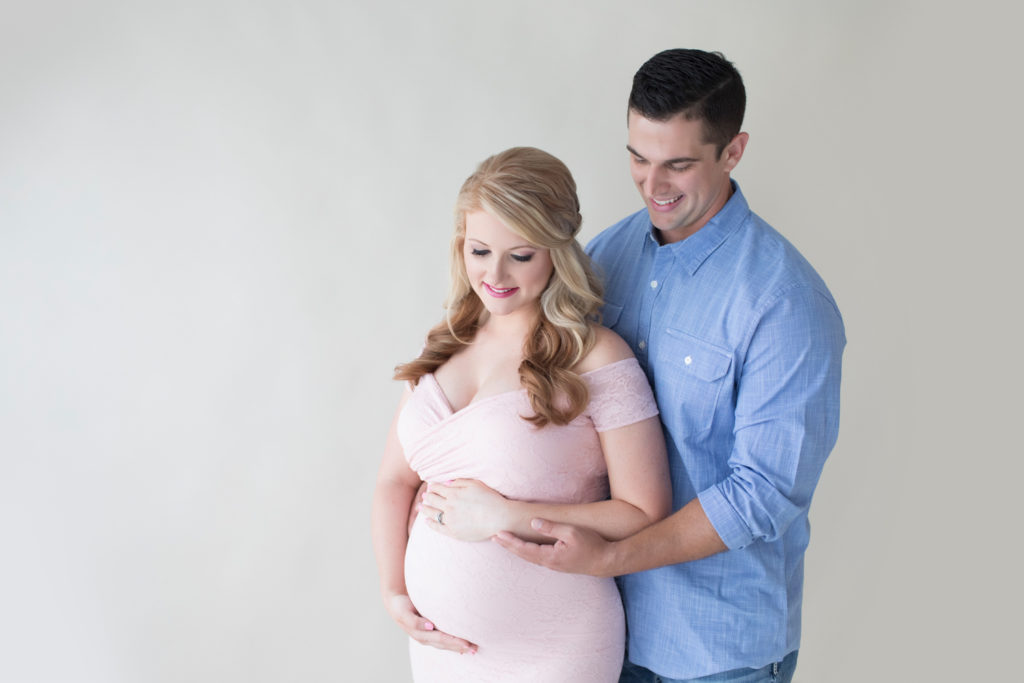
xmin=574 ymin=325 xmax=635 ymax=374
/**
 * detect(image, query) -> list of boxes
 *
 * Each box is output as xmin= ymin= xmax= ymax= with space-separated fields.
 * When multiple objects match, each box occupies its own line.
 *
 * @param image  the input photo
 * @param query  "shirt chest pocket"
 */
xmin=653 ymin=328 xmax=733 ymax=438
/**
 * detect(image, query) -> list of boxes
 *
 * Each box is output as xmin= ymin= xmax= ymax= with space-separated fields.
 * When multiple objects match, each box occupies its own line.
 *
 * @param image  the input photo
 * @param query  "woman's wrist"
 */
xmin=381 ymin=582 xmax=407 ymax=603
xmin=502 ymin=499 xmax=532 ymax=536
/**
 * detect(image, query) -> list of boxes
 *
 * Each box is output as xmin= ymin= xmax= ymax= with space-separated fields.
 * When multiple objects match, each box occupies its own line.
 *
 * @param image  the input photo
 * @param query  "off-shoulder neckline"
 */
xmin=422 ymin=357 xmax=639 ymax=418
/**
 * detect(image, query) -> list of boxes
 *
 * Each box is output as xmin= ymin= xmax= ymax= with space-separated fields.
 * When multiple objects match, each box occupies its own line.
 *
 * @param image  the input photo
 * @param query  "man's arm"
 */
xmin=497 ymin=286 xmax=845 ymax=575
xmin=695 ymin=286 xmax=845 ymax=550
xmin=494 ymin=494 xmax=725 ymax=577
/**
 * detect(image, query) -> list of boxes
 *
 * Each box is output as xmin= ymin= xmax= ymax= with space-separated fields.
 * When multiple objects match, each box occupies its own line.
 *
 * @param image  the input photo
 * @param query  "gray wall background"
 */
xmin=2 ymin=1 xmax=1020 ymax=681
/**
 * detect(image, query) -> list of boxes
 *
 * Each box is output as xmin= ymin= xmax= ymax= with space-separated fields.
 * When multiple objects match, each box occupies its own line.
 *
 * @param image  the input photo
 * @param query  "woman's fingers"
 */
xmin=406 ymin=481 xmax=428 ymax=534
xmin=421 ymin=504 xmax=451 ymax=535
xmin=422 ymin=489 xmax=446 ymax=507
xmin=388 ymin=594 xmax=477 ymax=654
xmin=413 ymin=625 xmax=478 ymax=654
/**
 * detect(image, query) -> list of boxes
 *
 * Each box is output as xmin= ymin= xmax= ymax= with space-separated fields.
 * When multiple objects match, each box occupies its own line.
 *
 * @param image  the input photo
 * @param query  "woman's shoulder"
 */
xmin=574 ymin=325 xmax=636 ymax=375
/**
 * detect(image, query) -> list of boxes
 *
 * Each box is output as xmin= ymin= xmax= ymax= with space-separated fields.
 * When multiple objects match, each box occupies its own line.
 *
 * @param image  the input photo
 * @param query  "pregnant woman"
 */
xmin=371 ymin=147 xmax=670 ymax=682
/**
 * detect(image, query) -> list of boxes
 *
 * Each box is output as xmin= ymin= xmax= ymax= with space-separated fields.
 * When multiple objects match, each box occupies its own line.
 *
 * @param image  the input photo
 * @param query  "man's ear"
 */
xmin=721 ymin=132 xmax=749 ymax=171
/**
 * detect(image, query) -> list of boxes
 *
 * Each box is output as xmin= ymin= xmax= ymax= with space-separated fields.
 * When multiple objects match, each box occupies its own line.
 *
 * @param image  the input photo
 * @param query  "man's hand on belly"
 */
xmin=493 ymin=519 xmax=615 ymax=577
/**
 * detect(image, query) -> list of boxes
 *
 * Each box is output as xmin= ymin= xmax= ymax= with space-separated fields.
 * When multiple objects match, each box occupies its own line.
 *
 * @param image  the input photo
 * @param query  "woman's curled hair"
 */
xmin=393 ymin=147 xmax=604 ymax=427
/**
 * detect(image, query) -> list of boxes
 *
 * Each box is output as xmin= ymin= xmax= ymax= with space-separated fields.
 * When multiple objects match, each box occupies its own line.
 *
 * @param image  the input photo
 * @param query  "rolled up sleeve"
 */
xmin=698 ymin=285 xmax=846 ymax=550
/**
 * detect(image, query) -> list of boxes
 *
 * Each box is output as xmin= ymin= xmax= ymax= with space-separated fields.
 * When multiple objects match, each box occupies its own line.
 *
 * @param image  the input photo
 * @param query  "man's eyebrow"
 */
xmin=626 ymin=145 xmax=699 ymax=165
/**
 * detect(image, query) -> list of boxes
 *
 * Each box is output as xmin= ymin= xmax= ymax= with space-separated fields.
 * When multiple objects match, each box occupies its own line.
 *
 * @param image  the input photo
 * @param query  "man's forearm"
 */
xmin=493 ymin=494 xmax=730 ymax=577
xmin=604 ymin=497 xmax=728 ymax=575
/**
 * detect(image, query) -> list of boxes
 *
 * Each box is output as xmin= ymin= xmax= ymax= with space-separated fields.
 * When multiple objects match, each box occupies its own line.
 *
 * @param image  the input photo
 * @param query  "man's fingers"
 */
xmin=528 ymin=517 xmax=561 ymax=537
xmin=493 ymin=531 xmax=553 ymax=566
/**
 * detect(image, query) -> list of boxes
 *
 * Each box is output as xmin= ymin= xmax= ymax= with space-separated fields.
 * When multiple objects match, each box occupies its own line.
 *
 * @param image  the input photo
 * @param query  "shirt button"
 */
xmin=638 ymin=340 xmax=647 ymax=350
xmin=684 ymin=356 xmax=692 ymax=365
xmin=650 ymin=280 xmax=658 ymax=289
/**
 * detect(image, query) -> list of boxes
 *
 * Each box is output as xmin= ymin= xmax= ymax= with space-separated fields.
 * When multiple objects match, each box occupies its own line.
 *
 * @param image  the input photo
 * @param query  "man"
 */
xmin=495 ymin=49 xmax=846 ymax=682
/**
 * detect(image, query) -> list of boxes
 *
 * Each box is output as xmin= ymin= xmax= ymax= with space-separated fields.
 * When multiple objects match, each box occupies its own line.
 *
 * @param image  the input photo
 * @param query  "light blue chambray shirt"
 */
xmin=587 ymin=183 xmax=845 ymax=679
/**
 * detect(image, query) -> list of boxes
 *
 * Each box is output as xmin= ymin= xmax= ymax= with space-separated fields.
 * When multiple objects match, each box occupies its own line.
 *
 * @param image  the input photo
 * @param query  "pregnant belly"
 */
xmin=404 ymin=517 xmax=624 ymax=652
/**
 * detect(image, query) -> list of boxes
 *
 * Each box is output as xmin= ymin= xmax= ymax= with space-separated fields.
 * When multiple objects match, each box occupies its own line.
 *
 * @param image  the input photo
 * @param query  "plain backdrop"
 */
xmin=1 ymin=1 xmax=1021 ymax=681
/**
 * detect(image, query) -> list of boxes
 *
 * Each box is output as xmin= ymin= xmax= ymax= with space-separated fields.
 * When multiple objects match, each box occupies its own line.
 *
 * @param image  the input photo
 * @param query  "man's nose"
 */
xmin=644 ymin=167 xmax=668 ymax=196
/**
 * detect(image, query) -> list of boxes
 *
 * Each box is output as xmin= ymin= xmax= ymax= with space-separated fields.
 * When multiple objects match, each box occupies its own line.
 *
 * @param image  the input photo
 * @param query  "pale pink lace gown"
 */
xmin=397 ymin=358 xmax=659 ymax=683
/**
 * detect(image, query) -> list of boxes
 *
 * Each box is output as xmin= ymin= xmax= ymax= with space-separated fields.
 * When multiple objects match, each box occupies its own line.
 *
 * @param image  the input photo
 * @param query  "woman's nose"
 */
xmin=487 ymin=258 xmax=508 ymax=284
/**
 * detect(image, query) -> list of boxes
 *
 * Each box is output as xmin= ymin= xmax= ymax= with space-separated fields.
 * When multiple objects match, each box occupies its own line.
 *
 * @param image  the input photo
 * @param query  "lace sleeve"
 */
xmin=583 ymin=358 xmax=659 ymax=432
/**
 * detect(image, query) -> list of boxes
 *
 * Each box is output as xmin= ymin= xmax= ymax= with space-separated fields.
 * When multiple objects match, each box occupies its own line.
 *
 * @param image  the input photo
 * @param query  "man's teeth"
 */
xmin=653 ymin=195 xmax=682 ymax=206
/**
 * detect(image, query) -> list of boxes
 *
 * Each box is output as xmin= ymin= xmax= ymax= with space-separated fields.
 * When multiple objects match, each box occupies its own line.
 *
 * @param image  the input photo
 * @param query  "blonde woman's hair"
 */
xmin=394 ymin=147 xmax=604 ymax=427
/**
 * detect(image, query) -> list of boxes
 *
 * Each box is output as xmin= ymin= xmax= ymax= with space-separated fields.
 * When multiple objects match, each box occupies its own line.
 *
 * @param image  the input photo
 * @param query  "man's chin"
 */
xmin=648 ymin=214 xmax=676 ymax=232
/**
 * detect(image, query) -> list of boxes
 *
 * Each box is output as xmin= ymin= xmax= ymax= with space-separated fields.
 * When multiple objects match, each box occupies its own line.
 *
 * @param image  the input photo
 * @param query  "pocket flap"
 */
xmin=664 ymin=328 xmax=732 ymax=381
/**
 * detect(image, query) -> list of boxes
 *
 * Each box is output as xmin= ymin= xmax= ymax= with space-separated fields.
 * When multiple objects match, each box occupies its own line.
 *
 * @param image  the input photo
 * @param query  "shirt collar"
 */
xmin=646 ymin=180 xmax=750 ymax=276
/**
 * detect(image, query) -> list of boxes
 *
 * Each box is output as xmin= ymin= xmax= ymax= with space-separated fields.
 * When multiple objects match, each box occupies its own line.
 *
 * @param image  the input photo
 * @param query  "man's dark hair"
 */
xmin=629 ymin=49 xmax=746 ymax=156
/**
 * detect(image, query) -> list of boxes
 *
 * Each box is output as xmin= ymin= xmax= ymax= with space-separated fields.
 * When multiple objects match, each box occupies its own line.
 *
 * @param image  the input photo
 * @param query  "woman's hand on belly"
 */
xmin=422 ymin=479 xmax=511 ymax=542
xmin=384 ymin=593 xmax=478 ymax=655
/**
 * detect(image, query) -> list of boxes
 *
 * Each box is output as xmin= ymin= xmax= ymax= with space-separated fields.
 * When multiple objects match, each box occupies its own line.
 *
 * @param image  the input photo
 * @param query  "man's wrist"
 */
xmin=600 ymin=539 xmax=627 ymax=578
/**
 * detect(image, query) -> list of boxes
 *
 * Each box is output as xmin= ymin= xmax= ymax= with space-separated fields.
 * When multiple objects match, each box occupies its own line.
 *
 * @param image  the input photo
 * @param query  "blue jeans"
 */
xmin=619 ymin=650 xmax=798 ymax=683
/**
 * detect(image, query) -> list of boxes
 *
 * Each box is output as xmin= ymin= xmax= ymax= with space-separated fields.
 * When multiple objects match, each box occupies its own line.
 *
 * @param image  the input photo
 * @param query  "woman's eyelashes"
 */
xmin=469 ymin=248 xmax=534 ymax=263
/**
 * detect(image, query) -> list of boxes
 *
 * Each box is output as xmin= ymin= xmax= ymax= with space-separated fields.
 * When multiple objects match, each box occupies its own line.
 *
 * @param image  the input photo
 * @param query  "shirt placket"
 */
xmin=635 ymin=245 xmax=672 ymax=379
